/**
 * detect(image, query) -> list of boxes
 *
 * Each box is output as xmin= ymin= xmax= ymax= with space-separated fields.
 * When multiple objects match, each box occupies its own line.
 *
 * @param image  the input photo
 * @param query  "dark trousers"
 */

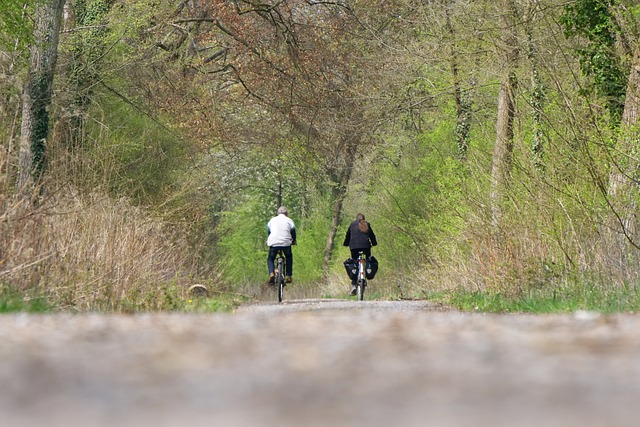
xmin=268 ymin=246 xmax=293 ymax=277
xmin=350 ymin=248 xmax=371 ymax=260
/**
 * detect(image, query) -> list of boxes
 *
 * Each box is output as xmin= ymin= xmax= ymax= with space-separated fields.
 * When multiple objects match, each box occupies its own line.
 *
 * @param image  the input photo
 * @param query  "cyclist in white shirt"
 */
xmin=266 ymin=206 xmax=296 ymax=284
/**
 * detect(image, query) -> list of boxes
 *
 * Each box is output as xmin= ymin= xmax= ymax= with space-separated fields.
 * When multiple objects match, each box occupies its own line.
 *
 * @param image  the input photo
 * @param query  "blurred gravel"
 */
xmin=1 ymin=299 xmax=639 ymax=427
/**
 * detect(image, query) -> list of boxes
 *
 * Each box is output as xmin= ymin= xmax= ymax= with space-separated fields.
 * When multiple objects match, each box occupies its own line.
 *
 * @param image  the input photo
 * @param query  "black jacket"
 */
xmin=343 ymin=220 xmax=377 ymax=249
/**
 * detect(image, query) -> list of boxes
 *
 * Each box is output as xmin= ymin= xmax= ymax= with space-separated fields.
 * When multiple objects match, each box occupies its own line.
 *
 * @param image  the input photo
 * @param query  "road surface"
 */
xmin=1 ymin=299 xmax=639 ymax=426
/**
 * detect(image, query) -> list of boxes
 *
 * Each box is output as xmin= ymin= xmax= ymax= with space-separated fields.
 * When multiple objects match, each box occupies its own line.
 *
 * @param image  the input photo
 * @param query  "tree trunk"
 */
xmin=323 ymin=186 xmax=346 ymax=270
xmin=525 ymin=0 xmax=545 ymax=170
xmin=607 ymin=46 xmax=640 ymax=248
xmin=445 ymin=5 xmax=472 ymax=161
xmin=489 ymin=0 xmax=519 ymax=227
xmin=322 ymin=139 xmax=359 ymax=275
xmin=18 ymin=0 xmax=66 ymax=193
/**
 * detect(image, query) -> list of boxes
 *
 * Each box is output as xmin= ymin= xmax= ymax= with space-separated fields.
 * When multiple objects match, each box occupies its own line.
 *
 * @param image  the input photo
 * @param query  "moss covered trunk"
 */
xmin=18 ymin=0 xmax=66 ymax=193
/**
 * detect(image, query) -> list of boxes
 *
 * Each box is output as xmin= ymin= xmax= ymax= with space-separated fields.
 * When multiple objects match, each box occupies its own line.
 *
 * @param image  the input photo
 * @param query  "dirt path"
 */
xmin=1 ymin=299 xmax=639 ymax=426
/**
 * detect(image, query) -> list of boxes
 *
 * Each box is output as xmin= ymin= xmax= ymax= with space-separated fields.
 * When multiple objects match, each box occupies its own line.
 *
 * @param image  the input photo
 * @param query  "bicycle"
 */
xmin=273 ymin=249 xmax=287 ymax=303
xmin=355 ymin=251 xmax=367 ymax=301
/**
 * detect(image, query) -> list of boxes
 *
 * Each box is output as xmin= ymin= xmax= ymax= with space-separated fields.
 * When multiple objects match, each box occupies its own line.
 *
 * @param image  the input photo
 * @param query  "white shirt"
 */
xmin=266 ymin=214 xmax=296 ymax=247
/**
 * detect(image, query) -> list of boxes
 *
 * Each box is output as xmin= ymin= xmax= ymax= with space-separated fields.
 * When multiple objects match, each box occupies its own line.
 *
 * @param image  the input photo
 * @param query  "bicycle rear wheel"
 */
xmin=357 ymin=279 xmax=365 ymax=301
xmin=276 ymin=258 xmax=285 ymax=303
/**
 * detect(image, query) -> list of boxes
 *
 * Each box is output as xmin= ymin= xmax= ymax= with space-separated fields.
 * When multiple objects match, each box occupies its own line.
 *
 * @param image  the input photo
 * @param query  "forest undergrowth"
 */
xmin=0 ymin=179 xmax=242 ymax=312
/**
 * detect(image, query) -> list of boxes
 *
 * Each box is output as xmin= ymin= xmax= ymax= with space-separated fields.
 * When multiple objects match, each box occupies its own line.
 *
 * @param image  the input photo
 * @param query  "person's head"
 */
xmin=277 ymin=206 xmax=288 ymax=216
xmin=356 ymin=213 xmax=369 ymax=233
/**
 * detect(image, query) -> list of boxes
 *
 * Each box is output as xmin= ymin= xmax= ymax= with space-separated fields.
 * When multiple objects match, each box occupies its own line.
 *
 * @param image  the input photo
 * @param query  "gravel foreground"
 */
xmin=1 ymin=299 xmax=640 ymax=427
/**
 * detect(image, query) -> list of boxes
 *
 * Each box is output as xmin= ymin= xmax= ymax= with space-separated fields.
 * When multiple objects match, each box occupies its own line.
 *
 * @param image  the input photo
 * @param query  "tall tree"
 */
xmin=1 ymin=1 xmax=34 ymax=187
xmin=443 ymin=2 xmax=473 ymax=160
xmin=18 ymin=0 xmax=66 ymax=192
xmin=561 ymin=1 xmax=639 ymax=248
xmin=606 ymin=0 xmax=640 ymax=250
xmin=490 ymin=0 xmax=519 ymax=226
xmin=525 ymin=0 xmax=546 ymax=170
xmin=607 ymin=47 xmax=640 ymax=245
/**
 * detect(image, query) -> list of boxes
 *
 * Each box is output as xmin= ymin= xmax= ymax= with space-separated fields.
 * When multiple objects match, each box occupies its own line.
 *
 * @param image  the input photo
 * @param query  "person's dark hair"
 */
xmin=356 ymin=213 xmax=369 ymax=233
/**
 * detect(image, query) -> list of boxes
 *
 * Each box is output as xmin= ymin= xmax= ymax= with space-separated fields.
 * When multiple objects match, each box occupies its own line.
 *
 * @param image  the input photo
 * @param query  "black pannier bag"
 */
xmin=343 ymin=258 xmax=357 ymax=280
xmin=366 ymin=256 xmax=379 ymax=279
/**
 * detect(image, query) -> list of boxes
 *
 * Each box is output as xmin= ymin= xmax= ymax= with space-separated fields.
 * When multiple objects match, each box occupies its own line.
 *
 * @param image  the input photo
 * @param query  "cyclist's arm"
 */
xmin=369 ymin=225 xmax=378 ymax=246
xmin=291 ymin=227 xmax=297 ymax=245
xmin=343 ymin=228 xmax=351 ymax=246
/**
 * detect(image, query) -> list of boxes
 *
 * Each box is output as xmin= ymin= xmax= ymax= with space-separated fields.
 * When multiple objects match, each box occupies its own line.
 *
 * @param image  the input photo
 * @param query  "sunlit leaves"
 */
xmin=0 ymin=0 xmax=41 ymax=50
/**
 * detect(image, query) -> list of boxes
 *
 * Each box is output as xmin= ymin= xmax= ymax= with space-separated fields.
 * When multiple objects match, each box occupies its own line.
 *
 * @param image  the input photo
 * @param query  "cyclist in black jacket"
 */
xmin=343 ymin=213 xmax=377 ymax=258
xmin=343 ymin=213 xmax=377 ymax=295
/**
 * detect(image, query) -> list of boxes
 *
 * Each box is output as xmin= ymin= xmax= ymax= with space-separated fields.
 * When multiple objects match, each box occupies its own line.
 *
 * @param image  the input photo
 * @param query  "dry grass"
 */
xmin=414 ymin=206 xmax=640 ymax=298
xmin=1 ymin=185 xmax=215 ymax=311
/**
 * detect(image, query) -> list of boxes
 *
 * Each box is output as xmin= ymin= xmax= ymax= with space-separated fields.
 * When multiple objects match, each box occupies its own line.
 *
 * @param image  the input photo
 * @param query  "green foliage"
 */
xmin=103 ymin=0 xmax=163 ymax=52
xmin=294 ymin=202 xmax=339 ymax=282
xmin=0 ymin=0 xmax=40 ymax=50
xmin=83 ymin=93 xmax=190 ymax=204
xmin=369 ymin=119 xmax=467 ymax=270
xmin=560 ymin=0 xmax=627 ymax=125
xmin=63 ymin=0 xmax=116 ymax=126
xmin=216 ymin=200 xmax=272 ymax=285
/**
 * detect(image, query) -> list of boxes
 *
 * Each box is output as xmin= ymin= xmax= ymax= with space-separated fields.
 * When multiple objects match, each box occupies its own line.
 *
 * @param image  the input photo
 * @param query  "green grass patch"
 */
xmin=0 ymin=282 xmax=246 ymax=314
xmin=183 ymin=292 xmax=249 ymax=313
xmin=427 ymin=284 xmax=640 ymax=314
xmin=0 ymin=285 xmax=51 ymax=313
